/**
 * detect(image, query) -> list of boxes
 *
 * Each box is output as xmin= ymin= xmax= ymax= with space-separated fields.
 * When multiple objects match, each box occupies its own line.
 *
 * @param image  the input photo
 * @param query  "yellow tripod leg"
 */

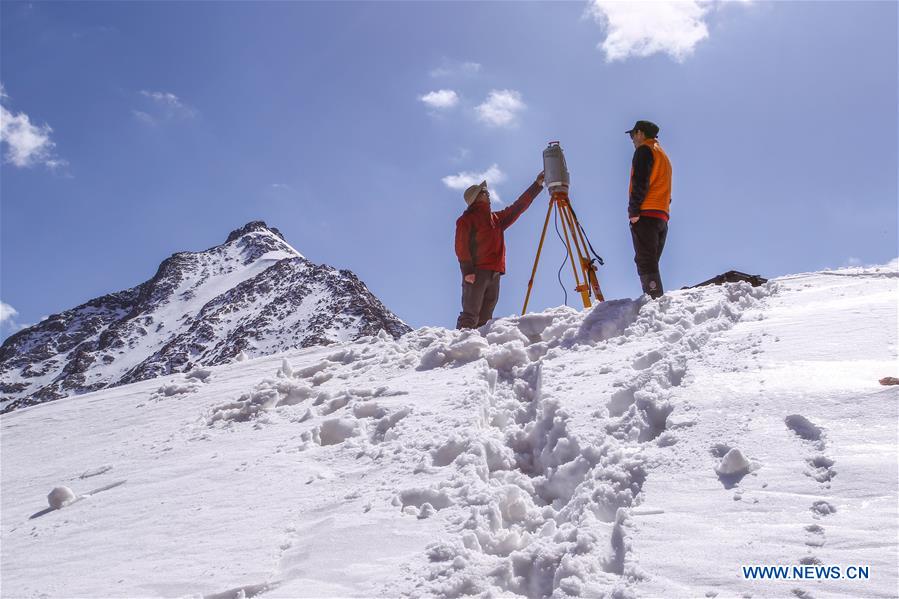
xmin=522 ymin=199 xmax=555 ymax=315
xmin=556 ymin=198 xmax=589 ymax=309
xmin=562 ymin=198 xmax=604 ymax=305
xmin=573 ymin=219 xmax=605 ymax=302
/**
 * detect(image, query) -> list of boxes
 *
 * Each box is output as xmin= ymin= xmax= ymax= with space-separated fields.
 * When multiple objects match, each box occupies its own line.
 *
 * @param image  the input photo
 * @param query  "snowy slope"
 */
xmin=0 ymin=221 xmax=410 ymax=412
xmin=1 ymin=263 xmax=896 ymax=599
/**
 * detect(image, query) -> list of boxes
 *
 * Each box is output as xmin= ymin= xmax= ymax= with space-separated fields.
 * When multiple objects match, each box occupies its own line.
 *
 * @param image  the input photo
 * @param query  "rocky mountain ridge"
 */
xmin=0 ymin=221 xmax=410 ymax=412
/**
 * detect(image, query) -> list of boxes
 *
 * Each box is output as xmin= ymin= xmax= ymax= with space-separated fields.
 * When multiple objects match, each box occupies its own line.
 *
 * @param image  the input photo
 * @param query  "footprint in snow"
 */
xmin=786 ymin=415 xmax=836 ymax=490
xmin=784 ymin=414 xmax=825 ymax=450
xmin=810 ymin=500 xmax=836 ymax=517
xmin=804 ymin=524 xmax=825 ymax=547
xmin=805 ymin=455 xmax=836 ymax=485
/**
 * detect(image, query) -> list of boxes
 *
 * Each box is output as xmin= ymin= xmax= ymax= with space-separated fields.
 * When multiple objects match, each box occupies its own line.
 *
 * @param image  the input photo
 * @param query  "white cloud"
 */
xmin=442 ymin=164 xmax=507 ymax=201
xmin=140 ymin=90 xmax=191 ymax=112
xmin=132 ymin=110 xmax=156 ymax=126
xmin=0 ymin=301 xmax=31 ymax=335
xmin=475 ymin=90 xmax=525 ymax=128
xmin=587 ymin=1 xmax=712 ymax=62
xmin=0 ymin=86 xmax=63 ymax=169
xmin=451 ymin=148 xmax=471 ymax=163
xmin=43 ymin=158 xmax=69 ymax=171
xmin=846 ymin=257 xmax=863 ymax=267
xmin=0 ymin=302 xmax=18 ymax=324
xmin=419 ymin=89 xmax=459 ymax=110
xmin=430 ymin=61 xmax=481 ymax=78
xmin=270 ymin=183 xmax=291 ymax=190
xmin=135 ymin=89 xmax=197 ymax=123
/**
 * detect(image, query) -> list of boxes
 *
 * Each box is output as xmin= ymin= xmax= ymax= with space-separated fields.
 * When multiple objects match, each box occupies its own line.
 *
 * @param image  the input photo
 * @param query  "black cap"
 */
xmin=625 ymin=120 xmax=660 ymax=138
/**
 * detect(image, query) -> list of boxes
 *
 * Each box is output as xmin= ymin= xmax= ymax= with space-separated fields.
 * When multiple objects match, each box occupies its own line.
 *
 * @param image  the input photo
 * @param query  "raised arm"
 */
xmin=496 ymin=176 xmax=544 ymax=230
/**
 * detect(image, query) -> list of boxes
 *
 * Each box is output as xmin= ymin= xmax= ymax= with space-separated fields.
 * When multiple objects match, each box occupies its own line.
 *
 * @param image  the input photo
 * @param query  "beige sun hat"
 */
xmin=463 ymin=180 xmax=488 ymax=206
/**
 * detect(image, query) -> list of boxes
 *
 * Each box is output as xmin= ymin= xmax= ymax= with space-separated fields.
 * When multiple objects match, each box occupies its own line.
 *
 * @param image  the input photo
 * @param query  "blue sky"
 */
xmin=1 ymin=1 xmax=896 ymax=338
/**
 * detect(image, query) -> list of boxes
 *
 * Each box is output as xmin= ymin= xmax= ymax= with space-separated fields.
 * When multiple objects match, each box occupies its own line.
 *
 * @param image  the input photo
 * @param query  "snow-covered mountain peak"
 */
xmin=225 ymin=220 xmax=286 ymax=244
xmin=222 ymin=220 xmax=304 ymax=262
xmin=0 ymin=222 xmax=407 ymax=412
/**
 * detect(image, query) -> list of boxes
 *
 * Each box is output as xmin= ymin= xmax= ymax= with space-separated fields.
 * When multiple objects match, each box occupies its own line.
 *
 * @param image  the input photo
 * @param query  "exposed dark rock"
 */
xmin=225 ymin=221 xmax=285 ymax=244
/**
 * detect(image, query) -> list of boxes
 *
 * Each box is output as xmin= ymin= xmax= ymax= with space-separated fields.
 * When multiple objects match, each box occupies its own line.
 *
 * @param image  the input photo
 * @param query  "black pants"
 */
xmin=630 ymin=217 xmax=668 ymax=298
xmin=456 ymin=269 xmax=501 ymax=329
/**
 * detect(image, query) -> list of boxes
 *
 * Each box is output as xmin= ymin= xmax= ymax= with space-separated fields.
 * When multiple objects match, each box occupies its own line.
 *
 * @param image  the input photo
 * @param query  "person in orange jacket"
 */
xmin=454 ymin=172 xmax=545 ymax=329
xmin=626 ymin=120 xmax=672 ymax=299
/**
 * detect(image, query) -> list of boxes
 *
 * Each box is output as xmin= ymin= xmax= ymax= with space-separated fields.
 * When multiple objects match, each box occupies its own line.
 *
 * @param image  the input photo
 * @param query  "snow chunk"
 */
xmin=633 ymin=349 xmax=663 ymax=370
xmin=319 ymin=393 xmax=351 ymax=416
xmin=485 ymin=341 xmax=530 ymax=373
xmin=208 ymin=378 xmax=317 ymax=424
xmin=399 ymin=488 xmax=453 ymax=510
xmin=484 ymin=323 xmax=529 ymax=346
xmin=574 ymin=299 xmax=641 ymax=345
xmin=154 ymin=382 xmax=198 ymax=397
xmin=353 ymin=401 xmax=387 ymax=419
xmin=317 ymin=418 xmax=359 ymax=446
xmin=184 ymin=368 xmax=213 ymax=382
xmin=373 ymin=407 xmax=411 ymax=442
xmin=295 ymin=360 xmax=330 ymax=379
xmin=515 ymin=312 xmax=559 ymax=342
xmin=47 ymin=486 xmax=76 ymax=509
xmin=715 ymin=448 xmax=753 ymax=476
xmin=431 ymin=437 xmax=469 ymax=467
xmin=418 ymin=331 xmax=489 ymax=370
xmin=278 ymin=359 xmax=294 ymax=377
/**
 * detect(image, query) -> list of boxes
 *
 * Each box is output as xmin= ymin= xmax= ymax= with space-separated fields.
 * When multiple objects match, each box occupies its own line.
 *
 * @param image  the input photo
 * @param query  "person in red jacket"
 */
xmin=626 ymin=120 xmax=672 ymax=299
xmin=455 ymin=172 xmax=544 ymax=329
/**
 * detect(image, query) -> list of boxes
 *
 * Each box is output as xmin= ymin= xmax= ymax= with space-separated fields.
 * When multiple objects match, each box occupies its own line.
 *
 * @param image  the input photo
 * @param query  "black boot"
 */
xmin=640 ymin=273 xmax=664 ymax=299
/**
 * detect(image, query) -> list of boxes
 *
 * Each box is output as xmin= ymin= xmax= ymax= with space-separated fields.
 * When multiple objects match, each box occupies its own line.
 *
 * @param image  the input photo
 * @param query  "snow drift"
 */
xmin=1 ymin=262 xmax=896 ymax=598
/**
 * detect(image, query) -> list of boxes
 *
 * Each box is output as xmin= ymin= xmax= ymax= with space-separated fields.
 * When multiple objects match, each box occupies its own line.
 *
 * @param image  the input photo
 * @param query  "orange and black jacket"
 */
xmin=629 ymin=138 xmax=672 ymax=221
xmin=455 ymin=182 xmax=542 ymax=276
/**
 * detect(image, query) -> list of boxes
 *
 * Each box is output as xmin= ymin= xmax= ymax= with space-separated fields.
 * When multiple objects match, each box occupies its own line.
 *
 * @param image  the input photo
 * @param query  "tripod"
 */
xmin=522 ymin=190 xmax=605 ymax=314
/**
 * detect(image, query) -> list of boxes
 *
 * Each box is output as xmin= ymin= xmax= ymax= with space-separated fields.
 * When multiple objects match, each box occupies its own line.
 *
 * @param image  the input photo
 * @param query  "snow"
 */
xmin=46 ymin=486 xmax=76 ymax=510
xmin=714 ymin=448 xmax=754 ymax=476
xmin=1 ymin=262 xmax=896 ymax=598
xmin=91 ymin=240 xmax=298 ymax=383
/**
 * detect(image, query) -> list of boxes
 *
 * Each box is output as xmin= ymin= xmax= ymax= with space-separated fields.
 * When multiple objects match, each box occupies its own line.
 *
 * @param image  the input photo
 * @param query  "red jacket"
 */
xmin=455 ymin=182 xmax=542 ymax=275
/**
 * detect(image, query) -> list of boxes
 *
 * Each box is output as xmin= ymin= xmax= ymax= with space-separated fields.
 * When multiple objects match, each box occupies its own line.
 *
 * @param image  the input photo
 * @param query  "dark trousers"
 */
xmin=630 ymin=217 xmax=668 ymax=298
xmin=456 ymin=269 xmax=501 ymax=329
